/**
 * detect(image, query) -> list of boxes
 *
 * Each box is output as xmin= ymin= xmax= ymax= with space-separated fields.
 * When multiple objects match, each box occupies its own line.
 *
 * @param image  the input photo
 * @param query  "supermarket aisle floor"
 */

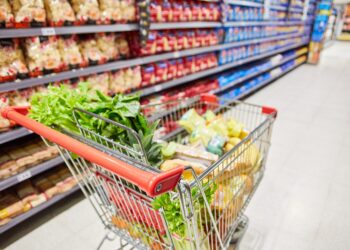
xmin=3 ymin=42 xmax=350 ymax=250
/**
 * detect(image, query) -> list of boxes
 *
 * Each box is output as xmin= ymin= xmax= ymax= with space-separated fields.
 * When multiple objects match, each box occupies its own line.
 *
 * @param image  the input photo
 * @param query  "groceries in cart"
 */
xmin=12 ymin=84 xmax=274 ymax=249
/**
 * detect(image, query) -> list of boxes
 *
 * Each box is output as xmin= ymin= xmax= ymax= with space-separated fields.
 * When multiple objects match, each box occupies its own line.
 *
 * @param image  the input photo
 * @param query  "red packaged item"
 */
xmin=155 ymin=61 xmax=168 ymax=83
xmin=96 ymin=33 xmax=119 ymax=62
xmin=191 ymin=3 xmax=202 ymax=21
xmin=141 ymin=64 xmax=156 ymax=87
xmin=57 ymin=36 xmax=85 ymax=70
xmin=44 ymin=0 xmax=76 ymax=26
xmin=207 ymin=53 xmax=218 ymax=68
xmin=167 ymin=60 xmax=177 ymax=80
xmin=79 ymin=35 xmax=107 ymax=66
xmin=10 ymin=0 xmax=46 ymax=27
xmin=171 ymin=0 xmax=182 ymax=22
xmin=70 ymin=0 xmax=101 ymax=25
xmin=176 ymin=31 xmax=188 ymax=51
xmin=0 ymin=0 xmax=14 ymax=28
xmin=162 ymin=1 xmax=173 ymax=22
xmin=156 ymin=31 xmax=169 ymax=53
xmin=183 ymin=2 xmax=192 ymax=21
xmin=0 ymin=39 xmax=28 ymax=82
xmin=176 ymin=58 xmax=185 ymax=78
xmin=167 ymin=32 xmax=177 ymax=51
xmin=184 ymin=56 xmax=195 ymax=74
xmin=23 ymin=36 xmax=63 ymax=76
xmin=150 ymin=0 xmax=162 ymax=22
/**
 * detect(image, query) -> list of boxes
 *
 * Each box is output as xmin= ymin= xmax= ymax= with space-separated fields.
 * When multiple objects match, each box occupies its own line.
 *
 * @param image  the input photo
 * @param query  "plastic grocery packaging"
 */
xmin=70 ymin=0 xmax=101 ymax=24
xmin=57 ymin=35 xmax=85 ymax=70
xmin=86 ymin=73 xmax=110 ymax=94
xmin=0 ymin=0 xmax=14 ymax=27
xmin=0 ymin=39 xmax=29 ymax=82
xmin=10 ymin=0 xmax=46 ymax=27
xmin=96 ymin=33 xmax=119 ymax=62
xmin=23 ymin=36 xmax=63 ymax=76
xmin=44 ymin=0 xmax=76 ymax=26
xmin=79 ymin=35 xmax=107 ymax=65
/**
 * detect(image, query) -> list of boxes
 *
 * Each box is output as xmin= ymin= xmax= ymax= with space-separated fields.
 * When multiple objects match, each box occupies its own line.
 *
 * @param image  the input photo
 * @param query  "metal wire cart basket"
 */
xmin=1 ymin=94 xmax=277 ymax=250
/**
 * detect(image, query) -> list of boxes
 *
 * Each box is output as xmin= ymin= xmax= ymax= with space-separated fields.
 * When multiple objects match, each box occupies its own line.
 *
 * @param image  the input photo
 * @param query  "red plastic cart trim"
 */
xmin=262 ymin=106 xmax=278 ymax=118
xmin=1 ymin=106 xmax=184 ymax=197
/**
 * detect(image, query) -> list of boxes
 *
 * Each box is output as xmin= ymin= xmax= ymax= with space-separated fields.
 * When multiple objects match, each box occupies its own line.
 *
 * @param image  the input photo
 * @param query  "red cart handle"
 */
xmin=1 ymin=107 xmax=184 ymax=197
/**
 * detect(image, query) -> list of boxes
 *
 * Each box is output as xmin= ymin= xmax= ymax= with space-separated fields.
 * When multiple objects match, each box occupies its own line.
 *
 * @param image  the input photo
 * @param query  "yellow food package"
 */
xmin=179 ymin=109 xmax=205 ymax=133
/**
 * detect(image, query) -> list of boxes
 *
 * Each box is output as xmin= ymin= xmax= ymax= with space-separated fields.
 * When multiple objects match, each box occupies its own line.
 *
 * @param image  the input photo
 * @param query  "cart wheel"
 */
xmin=229 ymin=215 xmax=249 ymax=250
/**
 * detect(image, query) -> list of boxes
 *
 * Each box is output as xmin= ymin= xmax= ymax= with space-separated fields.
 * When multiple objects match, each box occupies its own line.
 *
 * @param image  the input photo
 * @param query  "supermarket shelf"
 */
xmin=270 ymin=5 xmax=288 ymax=10
xmin=139 ymin=40 xmax=309 ymax=97
xmin=289 ymin=7 xmax=304 ymax=13
xmin=0 ymin=156 xmax=64 ymax=192
xmin=0 ymin=32 xmax=306 ymax=93
xmin=223 ymin=20 xmax=306 ymax=26
xmin=235 ymin=60 xmax=305 ymax=100
xmin=212 ymin=51 xmax=307 ymax=94
xmin=0 ymin=127 xmax=32 ymax=145
xmin=0 ymin=185 xmax=80 ymax=234
xmin=0 ymin=22 xmax=222 ymax=39
xmin=225 ymin=0 xmax=263 ymax=7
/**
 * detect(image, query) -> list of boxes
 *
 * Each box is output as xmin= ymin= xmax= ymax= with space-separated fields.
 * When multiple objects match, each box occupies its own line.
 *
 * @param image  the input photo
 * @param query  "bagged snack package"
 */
xmin=70 ymin=0 xmax=101 ymax=24
xmin=0 ymin=39 xmax=29 ymax=82
xmin=57 ymin=35 xmax=85 ymax=70
xmin=123 ymin=66 xmax=141 ymax=90
xmin=10 ymin=0 xmax=46 ymax=27
xmin=79 ymin=35 xmax=107 ymax=65
xmin=120 ymin=0 xmax=136 ymax=22
xmin=86 ymin=73 xmax=110 ymax=95
xmin=23 ymin=36 xmax=63 ymax=76
xmin=99 ymin=0 xmax=122 ymax=24
xmin=0 ymin=95 xmax=11 ymax=131
xmin=141 ymin=64 xmax=156 ymax=87
xmin=44 ymin=0 xmax=75 ymax=26
xmin=96 ymin=33 xmax=119 ymax=62
xmin=0 ymin=0 xmax=14 ymax=27
xmin=109 ymin=70 xmax=125 ymax=93
xmin=115 ymin=34 xmax=130 ymax=58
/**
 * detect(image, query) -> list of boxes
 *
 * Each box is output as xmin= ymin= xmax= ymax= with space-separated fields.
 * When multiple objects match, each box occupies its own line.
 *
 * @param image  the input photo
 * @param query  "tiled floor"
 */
xmin=2 ymin=41 xmax=350 ymax=250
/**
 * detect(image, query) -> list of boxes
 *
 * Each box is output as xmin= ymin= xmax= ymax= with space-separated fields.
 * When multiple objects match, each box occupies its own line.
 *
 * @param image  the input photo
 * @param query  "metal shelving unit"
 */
xmin=0 ymin=32 xmax=306 ymax=93
xmin=139 ymin=40 xmax=308 ymax=97
xmin=223 ymin=20 xmax=307 ymax=26
xmin=0 ymin=127 xmax=32 ymax=144
xmin=212 ymin=50 xmax=307 ymax=94
xmin=0 ymin=156 xmax=64 ymax=192
xmin=0 ymin=185 xmax=80 ymax=234
xmin=235 ymin=59 xmax=306 ymax=100
xmin=225 ymin=0 xmax=264 ymax=7
xmin=270 ymin=5 xmax=288 ymax=10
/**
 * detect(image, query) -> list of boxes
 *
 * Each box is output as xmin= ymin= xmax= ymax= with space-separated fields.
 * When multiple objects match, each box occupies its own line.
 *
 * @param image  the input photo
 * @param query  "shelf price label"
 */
xmin=41 ymin=28 xmax=56 ymax=36
xmin=17 ymin=171 xmax=32 ymax=182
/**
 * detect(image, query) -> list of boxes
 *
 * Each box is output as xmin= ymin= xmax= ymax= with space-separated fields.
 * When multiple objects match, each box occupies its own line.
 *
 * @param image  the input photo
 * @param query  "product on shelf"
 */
xmin=0 ymin=165 xmax=77 ymax=226
xmin=86 ymin=72 xmax=110 ymax=94
xmin=99 ymin=0 xmax=136 ymax=23
xmin=79 ymin=35 xmax=107 ymax=65
xmin=115 ymin=34 xmax=130 ymax=59
xmin=10 ymin=0 xmax=47 ymax=27
xmin=224 ymin=5 xmax=263 ymax=22
xmin=23 ymin=36 xmax=63 ymax=76
xmin=96 ymin=33 xmax=119 ymax=62
xmin=149 ymin=0 xmax=220 ymax=22
xmin=0 ymin=138 xmax=59 ymax=180
xmin=0 ymin=0 xmax=14 ymax=28
xmin=70 ymin=0 xmax=101 ymax=24
xmin=0 ymin=39 xmax=29 ymax=83
xmin=43 ymin=0 xmax=76 ymax=26
xmin=57 ymin=35 xmax=85 ymax=70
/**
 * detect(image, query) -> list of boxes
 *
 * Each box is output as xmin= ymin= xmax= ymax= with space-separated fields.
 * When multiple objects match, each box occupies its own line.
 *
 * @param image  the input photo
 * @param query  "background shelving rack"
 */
xmin=0 ymin=0 xmax=316 ymax=234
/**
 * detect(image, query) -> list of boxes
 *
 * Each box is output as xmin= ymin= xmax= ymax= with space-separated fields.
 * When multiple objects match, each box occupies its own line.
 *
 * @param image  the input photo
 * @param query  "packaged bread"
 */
xmin=57 ymin=35 xmax=84 ymax=70
xmin=79 ymin=36 xmax=106 ymax=65
xmin=56 ymin=176 xmax=77 ymax=193
xmin=0 ymin=96 xmax=11 ymax=131
xmin=123 ymin=66 xmax=141 ymax=90
xmin=99 ymin=0 xmax=122 ymax=23
xmin=86 ymin=73 xmax=110 ymax=95
xmin=120 ymin=0 xmax=136 ymax=22
xmin=70 ymin=0 xmax=101 ymax=24
xmin=96 ymin=33 xmax=119 ymax=61
xmin=44 ymin=0 xmax=75 ymax=26
xmin=10 ymin=0 xmax=46 ymax=25
xmin=0 ymin=192 xmax=26 ymax=220
xmin=115 ymin=34 xmax=130 ymax=58
xmin=109 ymin=70 xmax=125 ymax=93
xmin=16 ymin=180 xmax=38 ymax=203
xmin=160 ymin=159 xmax=207 ymax=181
xmin=0 ymin=39 xmax=29 ymax=82
xmin=23 ymin=36 xmax=63 ymax=75
xmin=0 ymin=0 xmax=14 ymax=27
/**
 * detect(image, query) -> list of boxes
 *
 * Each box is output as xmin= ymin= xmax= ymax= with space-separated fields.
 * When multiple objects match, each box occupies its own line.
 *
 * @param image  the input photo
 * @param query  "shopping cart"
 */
xmin=1 ymin=94 xmax=277 ymax=250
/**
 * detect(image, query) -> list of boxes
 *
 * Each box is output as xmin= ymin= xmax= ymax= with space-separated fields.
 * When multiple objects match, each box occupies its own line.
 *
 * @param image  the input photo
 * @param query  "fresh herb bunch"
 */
xmin=29 ymin=83 xmax=163 ymax=167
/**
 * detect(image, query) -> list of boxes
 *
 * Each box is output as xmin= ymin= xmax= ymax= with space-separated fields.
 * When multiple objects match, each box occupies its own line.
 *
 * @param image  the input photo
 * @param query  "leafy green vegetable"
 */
xmin=152 ymin=183 xmax=217 ymax=238
xmin=29 ymin=83 xmax=163 ymax=167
